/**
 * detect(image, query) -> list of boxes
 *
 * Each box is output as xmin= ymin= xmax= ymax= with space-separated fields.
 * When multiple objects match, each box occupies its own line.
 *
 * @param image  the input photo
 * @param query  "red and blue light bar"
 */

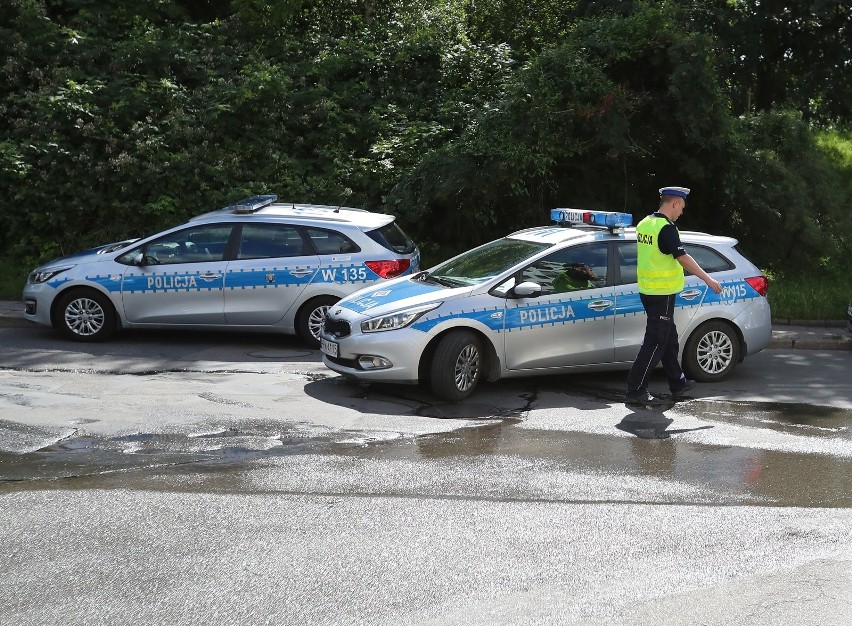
xmin=550 ymin=208 xmax=633 ymax=228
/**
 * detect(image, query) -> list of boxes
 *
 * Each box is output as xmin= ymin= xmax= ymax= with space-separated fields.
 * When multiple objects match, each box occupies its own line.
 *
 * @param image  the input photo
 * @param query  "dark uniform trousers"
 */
xmin=626 ymin=293 xmax=684 ymax=393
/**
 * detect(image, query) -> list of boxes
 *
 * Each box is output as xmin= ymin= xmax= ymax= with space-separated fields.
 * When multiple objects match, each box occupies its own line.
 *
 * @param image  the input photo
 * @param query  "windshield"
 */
xmin=428 ymin=238 xmax=549 ymax=286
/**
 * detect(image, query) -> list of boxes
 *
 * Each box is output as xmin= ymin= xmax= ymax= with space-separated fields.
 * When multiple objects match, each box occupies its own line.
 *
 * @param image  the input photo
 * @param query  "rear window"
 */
xmin=305 ymin=227 xmax=360 ymax=255
xmin=683 ymin=244 xmax=734 ymax=273
xmin=614 ymin=241 xmax=733 ymax=285
xmin=366 ymin=222 xmax=417 ymax=254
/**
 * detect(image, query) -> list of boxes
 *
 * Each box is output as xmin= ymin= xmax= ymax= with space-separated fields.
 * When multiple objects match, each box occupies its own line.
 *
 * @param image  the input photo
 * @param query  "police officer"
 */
xmin=626 ymin=186 xmax=723 ymax=405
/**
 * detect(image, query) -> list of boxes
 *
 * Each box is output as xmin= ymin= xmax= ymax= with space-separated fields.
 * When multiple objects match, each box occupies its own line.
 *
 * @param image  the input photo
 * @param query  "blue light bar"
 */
xmin=227 ymin=194 xmax=278 ymax=213
xmin=550 ymin=208 xmax=633 ymax=228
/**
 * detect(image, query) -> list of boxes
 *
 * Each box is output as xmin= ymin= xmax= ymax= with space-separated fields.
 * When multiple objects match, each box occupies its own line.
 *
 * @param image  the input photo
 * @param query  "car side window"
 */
xmin=615 ymin=242 xmax=638 ymax=285
xmin=237 ymin=224 xmax=307 ymax=260
xmin=683 ymin=244 xmax=734 ymax=273
xmin=305 ymin=228 xmax=360 ymax=255
xmin=615 ymin=242 xmax=734 ymax=285
xmin=519 ymin=244 xmax=607 ymax=295
xmin=117 ymin=225 xmax=233 ymax=265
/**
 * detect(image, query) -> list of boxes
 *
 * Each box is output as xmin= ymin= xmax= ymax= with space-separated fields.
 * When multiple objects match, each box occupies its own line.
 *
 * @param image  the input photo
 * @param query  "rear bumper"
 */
xmin=735 ymin=299 xmax=772 ymax=355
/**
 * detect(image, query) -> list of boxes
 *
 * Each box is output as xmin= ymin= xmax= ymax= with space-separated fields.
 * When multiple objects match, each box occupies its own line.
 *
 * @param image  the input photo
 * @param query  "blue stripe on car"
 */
xmin=57 ymin=262 xmax=391 ymax=294
xmin=337 ymin=279 xmax=443 ymax=313
xmin=410 ymin=280 xmax=761 ymax=333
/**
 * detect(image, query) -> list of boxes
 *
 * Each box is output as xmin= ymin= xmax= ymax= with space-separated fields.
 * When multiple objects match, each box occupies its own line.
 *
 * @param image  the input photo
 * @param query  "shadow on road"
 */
xmin=616 ymin=406 xmax=715 ymax=439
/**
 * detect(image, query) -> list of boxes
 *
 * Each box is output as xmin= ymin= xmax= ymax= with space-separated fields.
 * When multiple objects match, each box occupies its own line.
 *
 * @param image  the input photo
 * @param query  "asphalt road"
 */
xmin=1 ymin=326 xmax=851 ymax=625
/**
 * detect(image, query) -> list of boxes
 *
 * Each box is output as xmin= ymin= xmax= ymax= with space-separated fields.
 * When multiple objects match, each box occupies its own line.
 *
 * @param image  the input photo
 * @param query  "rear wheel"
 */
xmin=55 ymin=289 xmax=116 ymax=342
xmin=296 ymin=296 xmax=339 ymax=348
xmin=683 ymin=321 xmax=741 ymax=382
xmin=430 ymin=331 xmax=484 ymax=401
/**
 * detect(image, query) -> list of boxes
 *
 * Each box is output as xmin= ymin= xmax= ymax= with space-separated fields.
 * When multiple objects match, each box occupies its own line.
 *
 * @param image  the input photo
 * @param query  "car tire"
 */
xmin=296 ymin=296 xmax=339 ymax=348
xmin=55 ymin=289 xmax=116 ymax=342
xmin=682 ymin=320 xmax=741 ymax=382
xmin=430 ymin=330 xmax=484 ymax=401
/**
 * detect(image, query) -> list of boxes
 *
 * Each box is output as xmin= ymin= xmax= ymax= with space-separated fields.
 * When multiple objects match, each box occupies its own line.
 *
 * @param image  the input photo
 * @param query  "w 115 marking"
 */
xmin=721 ymin=283 xmax=747 ymax=300
xmin=321 ymin=267 xmax=368 ymax=282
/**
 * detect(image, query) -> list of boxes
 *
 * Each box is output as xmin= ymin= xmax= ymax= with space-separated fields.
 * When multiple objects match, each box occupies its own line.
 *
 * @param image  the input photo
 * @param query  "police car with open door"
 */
xmin=320 ymin=209 xmax=771 ymax=400
xmin=22 ymin=195 xmax=419 ymax=346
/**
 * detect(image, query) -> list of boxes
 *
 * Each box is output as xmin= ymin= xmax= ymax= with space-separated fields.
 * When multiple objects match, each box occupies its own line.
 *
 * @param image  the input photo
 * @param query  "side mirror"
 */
xmin=513 ymin=281 xmax=542 ymax=298
xmin=133 ymin=252 xmax=158 ymax=266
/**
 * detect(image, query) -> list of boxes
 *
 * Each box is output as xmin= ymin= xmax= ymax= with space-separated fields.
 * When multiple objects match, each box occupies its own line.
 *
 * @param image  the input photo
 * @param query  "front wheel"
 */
xmin=296 ymin=296 xmax=339 ymax=348
xmin=430 ymin=331 xmax=484 ymax=401
xmin=682 ymin=321 xmax=741 ymax=382
xmin=55 ymin=289 xmax=116 ymax=342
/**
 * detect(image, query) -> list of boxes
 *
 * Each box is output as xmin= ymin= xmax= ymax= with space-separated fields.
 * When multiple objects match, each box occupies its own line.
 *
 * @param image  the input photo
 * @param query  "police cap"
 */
xmin=659 ymin=186 xmax=690 ymax=199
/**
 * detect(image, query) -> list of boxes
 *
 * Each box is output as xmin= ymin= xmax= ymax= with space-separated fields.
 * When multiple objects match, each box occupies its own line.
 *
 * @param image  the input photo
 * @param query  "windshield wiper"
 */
xmin=415 ymin=271 xmax=467 ymax=287
xmin=429 ymin=275 xmax=467 ymax=287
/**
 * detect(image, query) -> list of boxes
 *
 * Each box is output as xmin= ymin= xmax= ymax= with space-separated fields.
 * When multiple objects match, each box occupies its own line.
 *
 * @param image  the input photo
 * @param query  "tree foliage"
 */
xmin=696 ymin=0 xmax=852 ymax=124
xmin=1 ymin=0 xmax=849 ymax=273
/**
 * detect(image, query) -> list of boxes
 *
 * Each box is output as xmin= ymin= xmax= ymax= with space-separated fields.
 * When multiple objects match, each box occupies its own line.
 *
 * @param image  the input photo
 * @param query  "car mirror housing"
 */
xmin=513 ymin=281 xmax=542 ymax=298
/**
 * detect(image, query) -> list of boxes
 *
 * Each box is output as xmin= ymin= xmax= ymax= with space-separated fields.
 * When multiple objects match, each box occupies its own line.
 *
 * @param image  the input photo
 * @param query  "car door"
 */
xmin=223 ymin=223 xmax=320 ymax=325
xmin=120 ymin=224 xmax=234 ymax=325
xmin=503 ymin=243 xmax=615 ymax=370
xmin=612 ymin=241 xmax=729 ymax=361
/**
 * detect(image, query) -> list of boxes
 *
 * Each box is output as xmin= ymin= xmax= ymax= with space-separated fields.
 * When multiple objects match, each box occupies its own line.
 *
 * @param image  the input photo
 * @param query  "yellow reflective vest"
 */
xmin=636 ymin=215 xmax=685 ymax=295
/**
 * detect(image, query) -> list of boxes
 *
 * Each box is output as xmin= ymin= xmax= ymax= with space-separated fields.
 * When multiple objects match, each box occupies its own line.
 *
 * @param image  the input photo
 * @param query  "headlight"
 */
xmin=361 ymin=302 xmax=442 ymax=333
xmin=29 ymin=266 xmax=74 ymax=284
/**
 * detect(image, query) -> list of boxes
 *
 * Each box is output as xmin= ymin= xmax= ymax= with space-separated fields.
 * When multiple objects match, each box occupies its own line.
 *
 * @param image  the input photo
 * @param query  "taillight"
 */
xmin=365 ymin=259 xmax=410 ymax=279
xmin=745 ymin=276 xmax=768 ymax=297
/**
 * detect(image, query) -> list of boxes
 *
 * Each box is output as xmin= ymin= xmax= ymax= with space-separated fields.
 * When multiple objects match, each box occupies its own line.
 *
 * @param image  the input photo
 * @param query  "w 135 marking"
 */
xmin=321 ymin=267 xmax=368 ymax=282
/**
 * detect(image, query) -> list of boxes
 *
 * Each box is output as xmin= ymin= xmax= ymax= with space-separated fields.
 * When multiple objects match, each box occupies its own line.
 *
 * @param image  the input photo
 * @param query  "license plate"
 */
xmin=320 ymin=338 xmax=338 ymax=358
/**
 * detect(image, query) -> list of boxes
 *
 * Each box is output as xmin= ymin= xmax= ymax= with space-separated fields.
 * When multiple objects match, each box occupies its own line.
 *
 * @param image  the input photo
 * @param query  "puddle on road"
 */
xmin=380 ymin=422 xmax=852 ymax=507
xmin=678 ymin=400 xmax=851 ymax=435
xmin=1 ymin=395 xmax=850 ymax=508
xmin=0 ymin=422 xmax=337 ymax=483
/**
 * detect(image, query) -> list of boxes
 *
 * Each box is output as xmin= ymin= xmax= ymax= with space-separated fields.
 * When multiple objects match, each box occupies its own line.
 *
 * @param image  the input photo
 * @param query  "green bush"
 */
xmin=1 ymin=0 xmax=849 ymax=283
xmin=768 ymin=271 xmax=852 ymax=321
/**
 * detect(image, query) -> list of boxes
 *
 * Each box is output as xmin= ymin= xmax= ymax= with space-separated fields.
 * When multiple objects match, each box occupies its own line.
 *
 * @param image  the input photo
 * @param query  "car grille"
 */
xmin=325 ymin=354 xmax=360 ymax=369
xmin=323 ymin=318 xmax=351 ymax=338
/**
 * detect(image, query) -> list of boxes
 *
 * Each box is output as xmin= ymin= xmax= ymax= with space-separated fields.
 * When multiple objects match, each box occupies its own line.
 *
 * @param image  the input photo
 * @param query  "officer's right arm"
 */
xmin=677 ymin=254 xmax=723 ymax=294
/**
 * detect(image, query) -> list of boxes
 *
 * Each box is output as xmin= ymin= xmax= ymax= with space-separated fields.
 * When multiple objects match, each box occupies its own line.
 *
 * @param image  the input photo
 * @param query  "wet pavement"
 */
xmin=2 ymin=317 xmax=851 ymax=625
xmin=2 ymin=379 xmax=851 ymax=508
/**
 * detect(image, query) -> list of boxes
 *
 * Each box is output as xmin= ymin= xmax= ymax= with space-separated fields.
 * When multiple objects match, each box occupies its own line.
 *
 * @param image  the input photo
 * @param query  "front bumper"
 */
xmin=320 ymin=327 xmax=429 ymax=384
xmin=22 ymin=283 xmax=56 ymax=327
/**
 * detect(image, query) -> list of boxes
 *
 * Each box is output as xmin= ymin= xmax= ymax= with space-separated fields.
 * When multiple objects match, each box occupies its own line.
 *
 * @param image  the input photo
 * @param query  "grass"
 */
xmin=1 ymin=257 xmax=847 ymax=321
xmin=767 ymin=272 xmax=851 ymax=322
xmin=0 ymin=260 xmax=27 ymax=301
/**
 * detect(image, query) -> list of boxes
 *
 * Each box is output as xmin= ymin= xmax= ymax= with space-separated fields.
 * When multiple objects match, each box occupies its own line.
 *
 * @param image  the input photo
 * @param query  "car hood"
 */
xmin=37 ymin=239 xmax=139 ymax=268
xmin=332 ymin=274 xmax=474 ymax=318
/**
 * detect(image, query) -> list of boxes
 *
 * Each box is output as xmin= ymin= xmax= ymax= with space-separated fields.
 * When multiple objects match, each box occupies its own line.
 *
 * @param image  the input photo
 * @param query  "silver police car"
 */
xmin=847 ymin=299 xmax=852 ymax=335
xmin=320 ymin=209 xmax=771 ymax=400
xmin=23 ymin=195 xmax=419 ymax=346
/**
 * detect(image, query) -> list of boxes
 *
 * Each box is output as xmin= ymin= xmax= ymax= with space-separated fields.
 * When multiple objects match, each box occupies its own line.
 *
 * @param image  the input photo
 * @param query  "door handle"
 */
xmin=680 ymin=289 xmax=703 ymax=300
xmin=588 ymin=300 xmax=614 ymax=311
xmin=198 ymin=272 xmax=221 ymax=281
xmin=289 ymin=269 xmax=314 ymax=277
